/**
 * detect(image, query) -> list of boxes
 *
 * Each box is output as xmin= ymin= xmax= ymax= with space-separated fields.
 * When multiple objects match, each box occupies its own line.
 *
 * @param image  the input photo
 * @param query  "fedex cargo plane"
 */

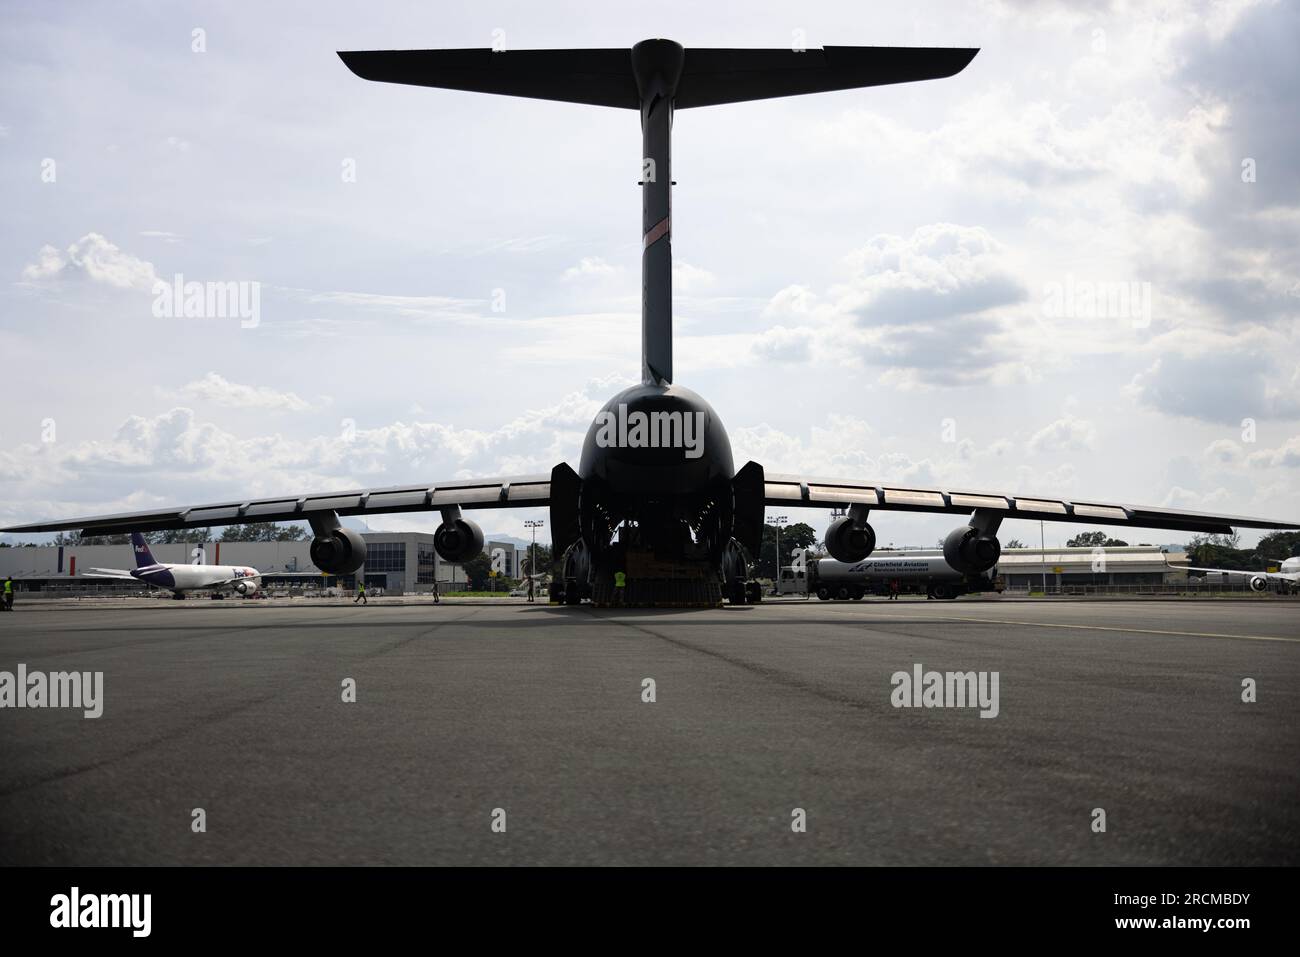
xmin=5 ymin=40 xmax=1298 ymax=606
xmin=83 ymin=533 xmax=262 ymax=599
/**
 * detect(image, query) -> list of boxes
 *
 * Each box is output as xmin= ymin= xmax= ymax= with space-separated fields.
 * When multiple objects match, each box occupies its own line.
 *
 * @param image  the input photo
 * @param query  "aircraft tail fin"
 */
xmin=337 ymin=46 xmax=978 ymax=110
xmin=131 ymin=532 xmax=159 ymax=569
xmin=338 ymin=41 xmax=977 ymax=387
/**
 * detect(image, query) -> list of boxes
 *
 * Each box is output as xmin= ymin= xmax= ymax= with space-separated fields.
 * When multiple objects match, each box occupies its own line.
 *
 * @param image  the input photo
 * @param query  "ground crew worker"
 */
xmin=354 ymin=579 xmax=367 ymax=605
xmin=432 ymin=579 xmax=440 ymax=604
xmin=527 ymin=577 xmax=535 ymax=603
xmin=3 ymin=576 xmax=13 ymax=611
xmin=888 ymin=578 xmax=900 ymax=600
xmin=613 ymin=569 xmax=626 ymax=607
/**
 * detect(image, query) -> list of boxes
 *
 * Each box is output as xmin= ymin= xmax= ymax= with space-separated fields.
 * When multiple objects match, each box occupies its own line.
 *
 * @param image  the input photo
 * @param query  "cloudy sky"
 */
xmin=1 ymin=0 xmax=1297 ymax=549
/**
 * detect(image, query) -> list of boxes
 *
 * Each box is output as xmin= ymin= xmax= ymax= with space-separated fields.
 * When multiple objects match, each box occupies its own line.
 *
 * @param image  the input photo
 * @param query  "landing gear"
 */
xmin=816 ymin=587 xmax=831 ymax=601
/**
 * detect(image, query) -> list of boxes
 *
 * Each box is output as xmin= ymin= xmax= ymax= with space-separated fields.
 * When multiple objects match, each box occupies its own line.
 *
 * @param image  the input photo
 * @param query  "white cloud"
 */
xmin=167 ymin=373 xmax=314 ymax=412
xmin=838 ymin=223 xmax=1025 ymax=327
xmin=1027 ymin=416 xmax=1097 ymax=455
xmin=1203 ymin=438 xmax=1242 ymax=465
xmin=1246 ymin=436 xmax=1300 ymax=469
xmin=21 ymin=233 xmax=159 ymax=291
xmin=1126 ymin=331 xmax=1300 ymax=424
xmin=750 ymin=325 xmax=813 ymax=362
xmin=562 ymin=257 xmax=619 ymax=281
xmin=673 ymin=260 xmax=714 ymax=291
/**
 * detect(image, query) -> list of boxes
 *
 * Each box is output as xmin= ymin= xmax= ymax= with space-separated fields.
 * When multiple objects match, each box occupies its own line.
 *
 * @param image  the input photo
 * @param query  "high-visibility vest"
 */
xmin=3 ymin=580 xmax=11 ymax=594
xmin=613 ymin=571 xmax=626 ymax=588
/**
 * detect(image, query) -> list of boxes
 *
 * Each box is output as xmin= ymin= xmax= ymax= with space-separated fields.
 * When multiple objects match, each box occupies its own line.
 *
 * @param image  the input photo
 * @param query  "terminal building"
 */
xmin=0 ymin=532 xmax=527 ymax=596
xmin=995 ymin=545 xmax=1189 ymax=589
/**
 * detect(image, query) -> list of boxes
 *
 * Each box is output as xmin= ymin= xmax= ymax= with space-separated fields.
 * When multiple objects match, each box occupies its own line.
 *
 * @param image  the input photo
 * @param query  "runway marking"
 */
xmin=853 ymin=614 xmax=1300 ymax=644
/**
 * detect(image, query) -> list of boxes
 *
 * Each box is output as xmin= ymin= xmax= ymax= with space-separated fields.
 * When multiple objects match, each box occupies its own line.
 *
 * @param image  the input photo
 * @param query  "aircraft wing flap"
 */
xmin=187 ymin=506 xmax=242 ymax=524
xmin=1 ymin=474 xmax=552 ymax=535
xmin=949 ymin=493 xmax=1010 ymax=510
xmin=763 ymin=474 xmax=1299 ymax=534
xmin=883 ymin=488 xmax=945 ymax=508
xmin=365 ymin=490 xmax=429 ymax=510
xmin=307 ymin=495 xmax=365 ymax=512
xmin=243 ymin=500 xmax=300 ymax=518
xmin=806 ymin=484 xmax=878 ymax=505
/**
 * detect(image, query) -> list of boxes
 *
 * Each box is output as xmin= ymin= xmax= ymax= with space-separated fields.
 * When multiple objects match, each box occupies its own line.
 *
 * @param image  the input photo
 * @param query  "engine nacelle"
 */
xmin=1249 ymin=575 xmax=1269 ymax=593
xmin=233 ymin=579 xmax=260 ymax=596
xmin=943 ymin=525 xmax=1001 ymax=575
xmin=434 ymin=518 xmax=485 ymax=563
xmin=310 ymin=527 xmax=367 ymax=576
xmin=825 ymin=516 xmax=876 ymax=563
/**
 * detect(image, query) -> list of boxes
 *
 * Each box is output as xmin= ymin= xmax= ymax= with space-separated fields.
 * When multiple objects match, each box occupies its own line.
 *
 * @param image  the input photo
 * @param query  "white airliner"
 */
xmin=83 ymin=532 xmax=262 ymax=599
xmin=1176 ymin=555 xmax=1300 ymax=594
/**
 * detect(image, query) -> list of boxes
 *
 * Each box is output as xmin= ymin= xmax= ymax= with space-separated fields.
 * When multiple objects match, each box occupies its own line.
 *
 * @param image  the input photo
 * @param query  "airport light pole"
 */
xmin=1040 ymin=520 xmax=1047 ymax=596
xmin=525 ymin=519 xmax=544 ymax=592
xmin=768 ymin=515 xmax=787 ymax=592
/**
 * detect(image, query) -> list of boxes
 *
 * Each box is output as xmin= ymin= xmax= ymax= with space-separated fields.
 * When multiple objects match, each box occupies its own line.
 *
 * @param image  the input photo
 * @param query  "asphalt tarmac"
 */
xmin=1 ymin=597 xmax=1296 ymax=865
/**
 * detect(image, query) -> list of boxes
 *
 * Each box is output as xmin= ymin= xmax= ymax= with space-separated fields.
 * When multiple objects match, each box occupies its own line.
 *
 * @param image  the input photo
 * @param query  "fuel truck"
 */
xmin=778 ymin=550 xmax=1003 ymax=601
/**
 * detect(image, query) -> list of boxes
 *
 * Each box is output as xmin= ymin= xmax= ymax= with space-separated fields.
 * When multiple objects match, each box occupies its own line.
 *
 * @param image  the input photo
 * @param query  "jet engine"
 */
xmin=943 ymin=525 xmax=1001 ymax=575
xmin=233 ymin=579 xmax=260 ymax=596
xmin=1249 ymin=575 xmax=1269 ymax=593
xmin=310 ymin=527 xmax=367 ymax=576
xmin=434 ymin=517 xmax=484 ymax=563
xmin=825 ymin=515 xmax=876 ymax=563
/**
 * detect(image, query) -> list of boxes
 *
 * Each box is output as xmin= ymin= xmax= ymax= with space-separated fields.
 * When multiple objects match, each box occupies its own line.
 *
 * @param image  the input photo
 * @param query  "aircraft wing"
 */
xmin=197 ymin=576 xmax=263 ymax=590
xmin=0 ymin=475 xmax=551 ymax=536
xmin=764 ymin=474 xmax=1300 ymax=535
xmin=1180 ymin=565 xmax=1295 ymax=581
xmin=80 ymin=568 xmax=136 ymax=579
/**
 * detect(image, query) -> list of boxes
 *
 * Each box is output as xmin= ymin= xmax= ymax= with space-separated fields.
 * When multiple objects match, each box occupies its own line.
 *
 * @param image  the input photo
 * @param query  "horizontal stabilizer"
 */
xmin=338 ymin=45 xmax=978 ymax=109
xmin=338 ymin=48 xmax=640 ymax=108
xmin=674 ymin=46 xmax=979 ymax=108
xmin=81 ymin=568 xmax=136 ymax=579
